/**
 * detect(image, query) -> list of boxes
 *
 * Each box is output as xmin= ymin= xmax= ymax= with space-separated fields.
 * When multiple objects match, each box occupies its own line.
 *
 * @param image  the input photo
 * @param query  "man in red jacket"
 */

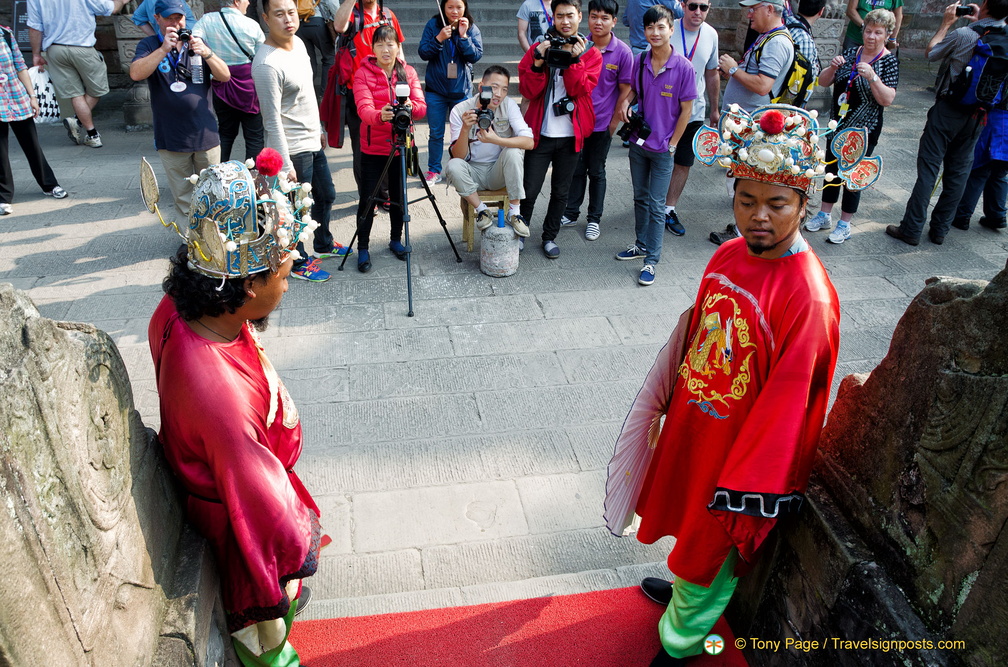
xmin=518 ymin=0 xmax=602 ymax=258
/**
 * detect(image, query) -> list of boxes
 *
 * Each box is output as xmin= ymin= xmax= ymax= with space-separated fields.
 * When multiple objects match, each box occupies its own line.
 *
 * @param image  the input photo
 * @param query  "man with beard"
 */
xmin=148 ymin=158 xmax=322 ymax=667
xmin=603 ymin=105 xmax=882 ymax=666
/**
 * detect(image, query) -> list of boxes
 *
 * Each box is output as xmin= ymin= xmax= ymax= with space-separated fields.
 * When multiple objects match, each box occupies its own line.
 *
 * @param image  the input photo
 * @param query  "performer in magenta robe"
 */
xmin=145 ymin=151 xmax=324 ymax=667
xmin=604 ymin=104 xmax=884 ymax=665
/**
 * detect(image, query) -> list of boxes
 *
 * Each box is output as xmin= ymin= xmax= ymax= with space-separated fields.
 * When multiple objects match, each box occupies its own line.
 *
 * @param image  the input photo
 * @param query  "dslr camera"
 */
xmin=955 ymin=3 xmax=976 ymax=15
xmin=545 ymin=33 xmax=579 ymax=69
xmin=552 ymin=96 xmax=575 ymax=117
xmin=390 ymin=82 xmax=413 ymax=142
xmin=616 ymin=108 xmax=652 ymax=146
xmin=476 ymin=86 xmax=494 ymax=130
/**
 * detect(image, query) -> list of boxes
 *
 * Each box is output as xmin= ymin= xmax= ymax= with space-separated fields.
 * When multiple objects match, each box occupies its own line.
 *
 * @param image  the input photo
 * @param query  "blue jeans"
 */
xmin=564 ymin=130 xmax=613 ymax=224
xmin=629 ymin=143 xmax=673 ymax=265
xmin=290 ymin=149 xmax=336 ymax=265
xmin=954 ymin=158 xmax=1008 ymax=224
xmin=425 ymin=90 xmax=463 ymax=175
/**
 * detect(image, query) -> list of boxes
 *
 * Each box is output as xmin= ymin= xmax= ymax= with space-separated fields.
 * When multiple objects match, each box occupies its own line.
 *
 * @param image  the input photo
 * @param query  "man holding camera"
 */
xmin=614 ymin=4 xmax=695 ymax=286
xmin=888 ymin=0 xmax=1008 ymax=246
xmin=560 ymin=0 xmax=633 ymax=242
xmin=444 ymin=66 xmax=535 ymax=238
xmin=518 ymin=0 xmax=603 ymax=258
xmin=254 ymin=0 xmax=348 ymax=283
xmin=130 ymin=0 xmax=229 ymax=221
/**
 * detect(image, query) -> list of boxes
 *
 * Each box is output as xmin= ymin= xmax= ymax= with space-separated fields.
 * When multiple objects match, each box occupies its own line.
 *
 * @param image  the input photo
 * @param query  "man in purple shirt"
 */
xmin=614 ymin=4 xmax=695 ymax=286
xmin=560 ymin=0 xmax=633 ymax=241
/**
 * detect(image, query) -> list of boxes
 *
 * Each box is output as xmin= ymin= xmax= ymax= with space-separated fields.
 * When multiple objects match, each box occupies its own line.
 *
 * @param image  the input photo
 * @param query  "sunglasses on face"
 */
xmin=687 ymin=3 xmax=710 ymax=10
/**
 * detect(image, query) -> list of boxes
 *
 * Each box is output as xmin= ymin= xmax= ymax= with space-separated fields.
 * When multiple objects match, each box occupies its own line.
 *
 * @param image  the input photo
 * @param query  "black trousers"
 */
xmin=357 ymin=150 xmax=404 ymax=250
xmin=213 ymin=96 xmax=264 ymax=162
xmin=0 ymin=117 xmax=59 ymax=204
xmin=521 ymin=135 xmax=578 ymax=243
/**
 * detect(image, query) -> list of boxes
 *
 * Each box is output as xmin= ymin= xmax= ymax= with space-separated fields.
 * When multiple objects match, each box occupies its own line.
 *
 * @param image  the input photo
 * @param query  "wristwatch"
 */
xmin=728 ymin=65 xmax=738 ymax=77
xmin=871 ymin=73 xmax=879 ymax=83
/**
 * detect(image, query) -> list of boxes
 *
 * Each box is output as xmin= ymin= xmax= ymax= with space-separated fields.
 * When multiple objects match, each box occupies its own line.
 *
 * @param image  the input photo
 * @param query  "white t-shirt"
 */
xmin=516 ymin=0 xmax=551 ymax=46
xmin=671 ymin=21 xmax=718 ymax=123
xmin=541 ymin=69 xmax=575 ymax=138
xmin=449 ymin=96 xmax=533 ymax=164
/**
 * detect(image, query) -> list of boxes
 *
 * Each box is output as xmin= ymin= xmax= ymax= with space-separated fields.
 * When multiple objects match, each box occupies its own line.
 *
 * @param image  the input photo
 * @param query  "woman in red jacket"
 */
xmin=353 ymin=25 xmax=427 ymax=273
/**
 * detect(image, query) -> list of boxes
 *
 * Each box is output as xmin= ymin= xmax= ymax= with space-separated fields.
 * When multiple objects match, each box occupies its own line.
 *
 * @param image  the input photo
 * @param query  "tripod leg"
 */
xmin=412 ymin=158 xmax=464 ymax=263
xmin=342 ymin=148 xmax=400 ymax=271
xmin=399 ymin=148 xmax=415 ymax=317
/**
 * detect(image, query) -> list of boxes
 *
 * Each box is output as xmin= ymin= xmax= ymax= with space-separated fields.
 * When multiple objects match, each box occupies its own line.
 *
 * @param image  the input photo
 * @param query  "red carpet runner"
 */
xmin=290 ymin=585 xmax=748 ymax=666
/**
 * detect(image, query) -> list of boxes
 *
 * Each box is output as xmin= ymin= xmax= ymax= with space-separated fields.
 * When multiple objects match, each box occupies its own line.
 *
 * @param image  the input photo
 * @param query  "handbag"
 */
xmin=28 ymin=67 xmax=60 ymax=124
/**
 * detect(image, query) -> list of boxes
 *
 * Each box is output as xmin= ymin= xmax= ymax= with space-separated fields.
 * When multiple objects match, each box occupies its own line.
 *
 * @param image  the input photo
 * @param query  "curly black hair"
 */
xmin=162 ymin=245 xmax=267 ymax=321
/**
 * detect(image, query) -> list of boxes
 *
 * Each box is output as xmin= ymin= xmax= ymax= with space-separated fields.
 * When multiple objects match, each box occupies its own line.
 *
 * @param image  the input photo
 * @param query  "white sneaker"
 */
xmin=804 ymin=211 xmax=832 ymax=232
xmin=82 ymin=132 xmax=103 ymax=148
xmin=63 ymin=118 xmax=81 ymax=145
xmin=585 ymin=221 xmax=600 ymax=241
xmin=827 ymin=223 xmax=851 ymax=244
xmin=0 ymin=203 xmax=12 ymax=215
xmin=560 ymin=215 xmax=577 ymax=227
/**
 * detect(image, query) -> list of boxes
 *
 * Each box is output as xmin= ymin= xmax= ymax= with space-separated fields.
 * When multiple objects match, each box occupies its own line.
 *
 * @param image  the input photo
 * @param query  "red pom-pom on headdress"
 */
xmin=758 ymin=110 xmax=786 ymax=135
xmin=256 ymin=148 xmax=284 ymax=177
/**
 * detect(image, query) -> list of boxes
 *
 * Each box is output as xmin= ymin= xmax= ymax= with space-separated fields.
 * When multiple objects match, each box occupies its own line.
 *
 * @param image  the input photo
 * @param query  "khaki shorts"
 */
xmin=44 ymin=44 xmax=109 ymax=99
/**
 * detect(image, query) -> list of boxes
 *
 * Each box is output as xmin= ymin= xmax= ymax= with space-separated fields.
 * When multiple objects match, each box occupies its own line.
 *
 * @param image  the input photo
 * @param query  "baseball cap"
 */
xmin=739 ymin=0 xmax=785 ymax=7
xmin=154 ymin=0 xmax=187 ymax=16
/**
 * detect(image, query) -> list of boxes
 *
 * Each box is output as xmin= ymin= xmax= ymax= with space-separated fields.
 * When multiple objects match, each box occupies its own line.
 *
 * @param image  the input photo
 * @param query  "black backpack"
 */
xmin=947 ymin=24 xmax=1008 ymax=110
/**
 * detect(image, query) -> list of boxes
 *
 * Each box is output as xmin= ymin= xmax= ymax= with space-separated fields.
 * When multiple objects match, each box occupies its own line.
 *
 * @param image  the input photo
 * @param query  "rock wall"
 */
xmin=0 ymin=284 xmax=235 ymax=666
xmin=729 ymin=264 xmax=1008 ymax=666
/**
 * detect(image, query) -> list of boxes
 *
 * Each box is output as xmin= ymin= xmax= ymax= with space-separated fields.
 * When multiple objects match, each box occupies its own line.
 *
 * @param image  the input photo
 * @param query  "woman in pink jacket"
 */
xmin=353 ymin=25 xmax=427 ymax=272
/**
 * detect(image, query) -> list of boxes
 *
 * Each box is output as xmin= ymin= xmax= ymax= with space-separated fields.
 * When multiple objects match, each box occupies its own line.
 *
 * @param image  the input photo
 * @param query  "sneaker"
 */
xmin=82 ymin=131 xmax=103 ymax=148
xmin=665 ymin=209 xmax=685 ymax=236
xmin=804 ymin=211 xmax=832 ymax=232
xmin=316 ymin=241 xmax=351 ymax=258
xmin=638 ymin=264 xmax=655 ymax=286
xmin=291 ymin=258 xmax=330 ymax=282
xmin=380 ymin=200 xmax=391 ymax=212
xmin=542 ymin=240 xmax=560 ymax=258
xmin=708 ymin=224 xmax=740 ymax=246
xmin=389 ymin=239 xmax=408 ymax=260
xmin=0 ymin=203 xmax=11 ymax=215
xmin=518 ymin=237 xmax=525 ymax=251
xmin=475 ymin=208 xmax=495 ymax=231
xmin=424 ymin=171 xmax=442 ymax=184
xmin=560 ymin=215 xmax=577 ymax=227
xmin=615 ymin=244 xmax=646 ymax=261
xmin=827 ymin=223 xmax=851 ymax=244
xmin=358 ymin=249 xmax=372 ymax=272
xmin=45 ymin=186 xmax=68 ymax=199
xmin=585 ymin=221 xmax=600 ymax=241
xmin=63 ymin=118 xmax=82 ymax=145
xmin=507 ymin=212 xmax=530 ymax=237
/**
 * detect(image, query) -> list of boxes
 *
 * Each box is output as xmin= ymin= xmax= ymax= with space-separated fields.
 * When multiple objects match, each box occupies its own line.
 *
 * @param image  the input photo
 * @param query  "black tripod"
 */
xmin=339 ymin=133 xmax=462 ymax=316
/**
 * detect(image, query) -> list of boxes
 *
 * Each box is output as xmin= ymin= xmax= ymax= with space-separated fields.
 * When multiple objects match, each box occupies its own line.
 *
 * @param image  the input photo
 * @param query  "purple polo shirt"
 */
xmin=630 ymin=49 xmax=697 ymax=153
xmin=589 ymin=34 xmax=633 ymax=133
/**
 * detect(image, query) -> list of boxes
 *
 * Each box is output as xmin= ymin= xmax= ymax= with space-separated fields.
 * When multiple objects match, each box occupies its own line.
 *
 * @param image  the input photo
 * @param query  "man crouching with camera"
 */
xmin=444 ymin=66 xmax=535 ymax=239
xmin=518 ymin=0 xmax=602 ymax=258
xmin=614 ymin=4 xmax=694 ymax=286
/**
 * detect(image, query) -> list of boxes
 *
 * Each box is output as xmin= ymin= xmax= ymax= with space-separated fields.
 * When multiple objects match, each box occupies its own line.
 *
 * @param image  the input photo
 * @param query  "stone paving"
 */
xmin=2 ymin=57 xmax=1006 ymax=622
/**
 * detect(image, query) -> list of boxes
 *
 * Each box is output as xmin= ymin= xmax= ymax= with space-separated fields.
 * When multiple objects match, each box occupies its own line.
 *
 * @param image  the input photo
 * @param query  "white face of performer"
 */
xmin=733 ymin=179 xmax=806 ymax=259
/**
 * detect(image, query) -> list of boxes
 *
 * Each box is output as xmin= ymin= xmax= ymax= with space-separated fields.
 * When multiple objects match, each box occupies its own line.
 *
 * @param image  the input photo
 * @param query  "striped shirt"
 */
xmin=0 ymin=26 xmax=33 ymax=123
xmin=193 ymin=7 xmax=265 ymax=66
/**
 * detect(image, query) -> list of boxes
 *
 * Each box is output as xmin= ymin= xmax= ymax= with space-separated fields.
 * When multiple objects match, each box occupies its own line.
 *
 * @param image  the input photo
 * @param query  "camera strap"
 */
xmin=219 ymin=10 xmax=254 ymax=63
xmin=637 ymin=51 xmax=646 ymax=110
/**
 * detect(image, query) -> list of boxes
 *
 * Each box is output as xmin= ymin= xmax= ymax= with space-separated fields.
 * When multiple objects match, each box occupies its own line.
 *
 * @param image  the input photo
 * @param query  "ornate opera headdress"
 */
xmin=140 ymin=148 xmax=319 ymax=279
xmin=693 ymin=103 xmax=883 ymax=194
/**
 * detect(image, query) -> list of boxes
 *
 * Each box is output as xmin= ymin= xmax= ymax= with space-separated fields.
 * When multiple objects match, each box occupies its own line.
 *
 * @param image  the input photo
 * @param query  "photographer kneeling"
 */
xmin=444 ymin=66 xmax=535 ymax=239
xmin=614 ymin=4 xmax=694 ymax=286
xmin=518 ymin=0 xmax=602 ymax=258
xmin=353 ymin=25 xmax=427 ymax=273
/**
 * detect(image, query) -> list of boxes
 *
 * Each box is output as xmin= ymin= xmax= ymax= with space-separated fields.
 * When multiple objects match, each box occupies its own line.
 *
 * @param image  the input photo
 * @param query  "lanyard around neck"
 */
xmin=741 ymin=24 xmax=785 ymax=65
xmin=680 ymin=26 xmax=701 ymax=61
xmin=538 ymin=0 xmax=553 ymax=26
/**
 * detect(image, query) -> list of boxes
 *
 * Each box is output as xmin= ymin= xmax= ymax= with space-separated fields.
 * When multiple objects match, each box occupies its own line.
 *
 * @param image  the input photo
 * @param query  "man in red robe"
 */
xmin=147 ymin=156 xmax=322 ymax=667
xmin=606 ymin=105 xmax=882 ymax=666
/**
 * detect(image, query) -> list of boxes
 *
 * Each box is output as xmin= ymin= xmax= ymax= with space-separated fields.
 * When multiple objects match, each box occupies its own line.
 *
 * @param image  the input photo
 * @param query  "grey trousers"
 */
xmin=443 ymin=147 xmax=525 ymax=202
xmin=158 ymin=147 xmax=221 ymax=221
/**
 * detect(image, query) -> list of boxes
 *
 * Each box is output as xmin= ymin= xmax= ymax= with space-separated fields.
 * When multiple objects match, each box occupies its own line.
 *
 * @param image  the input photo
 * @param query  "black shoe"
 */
xmin=885 ymin=224 xmax=919 ymax=246
xmin=665 ymin=209 xmax=686 ymax=236
xmin=650 ymin=647 xmax=687 ymax=666
xmin=952 ymin=218 xmax=971 ymax=230
xmin=928 ymin=229 xmax=945 ymax=245
xmin=640 ymin=577 xmax=673 ymax=605
xmin=979 ymin=216 xmax=1007 ymax=230
xmin=294 ymin=584 xmax=312 ymax=617
xmin=708 ymin=224 xmax=739 ymax=246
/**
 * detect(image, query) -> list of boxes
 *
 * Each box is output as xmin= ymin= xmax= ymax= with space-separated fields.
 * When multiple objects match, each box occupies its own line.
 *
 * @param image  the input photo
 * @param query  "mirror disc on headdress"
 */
xmin=140 ymin=158 xmax=160 ymax=213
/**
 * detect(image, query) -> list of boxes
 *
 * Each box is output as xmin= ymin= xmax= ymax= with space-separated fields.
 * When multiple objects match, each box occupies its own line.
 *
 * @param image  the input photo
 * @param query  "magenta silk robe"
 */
xmin=149 ymin=295 xmax=321 ymax=632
